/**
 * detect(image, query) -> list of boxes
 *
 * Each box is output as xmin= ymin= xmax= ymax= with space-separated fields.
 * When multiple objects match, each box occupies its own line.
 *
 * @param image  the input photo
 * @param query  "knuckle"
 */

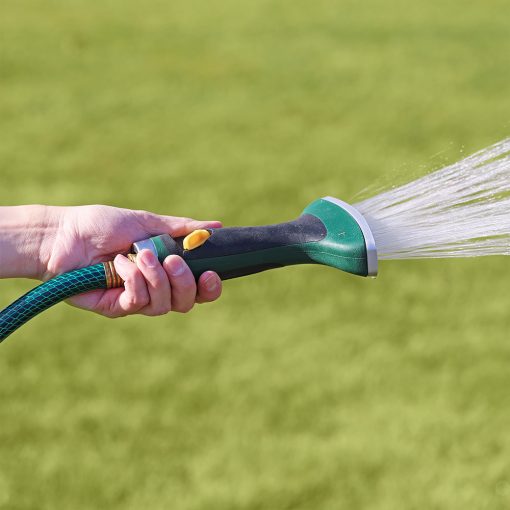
xmin=149 ymin=273 xmax=168 ymax=290
xmin=134 ymin=209 xmax=154 ymax=223
xmin=124 ymin=297 xmax=138 ymax=311
xmin=128 ymin=292 xmax=150 ymax=309
xmin=46 ymin=253 xmax=67 ymax=277
xmin=180 ymin=218 xmax=199 ymax=232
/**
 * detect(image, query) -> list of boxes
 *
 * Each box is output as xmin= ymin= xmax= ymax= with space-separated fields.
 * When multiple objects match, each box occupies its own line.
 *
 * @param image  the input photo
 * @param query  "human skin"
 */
xmin=0 ymin=205 xmax=222 ymax=317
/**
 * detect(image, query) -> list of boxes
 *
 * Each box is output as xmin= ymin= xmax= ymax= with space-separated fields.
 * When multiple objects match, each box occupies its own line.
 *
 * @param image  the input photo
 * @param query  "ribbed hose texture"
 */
xmin=0 ymin=264 xmax=107 ymax=343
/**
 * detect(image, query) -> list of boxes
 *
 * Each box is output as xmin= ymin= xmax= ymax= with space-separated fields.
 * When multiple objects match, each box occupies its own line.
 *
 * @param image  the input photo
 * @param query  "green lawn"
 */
xmin=1 ymin=0 xmax=510 ymax=508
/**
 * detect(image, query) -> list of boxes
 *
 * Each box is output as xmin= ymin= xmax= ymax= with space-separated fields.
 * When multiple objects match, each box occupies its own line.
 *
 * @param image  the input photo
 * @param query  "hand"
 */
xmin=42 ymin=205 xmax=223 ymax=318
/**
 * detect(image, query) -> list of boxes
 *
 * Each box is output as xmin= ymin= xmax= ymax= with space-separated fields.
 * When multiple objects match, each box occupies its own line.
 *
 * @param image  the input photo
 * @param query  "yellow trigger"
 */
xmin=183 ymin=229 xmax=211 ymax=251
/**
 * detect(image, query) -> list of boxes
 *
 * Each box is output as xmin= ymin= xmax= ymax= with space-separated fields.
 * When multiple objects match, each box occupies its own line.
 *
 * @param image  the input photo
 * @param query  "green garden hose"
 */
xmin=0 ymin=197 xmax=377 ymax=343
xmin=0 ymin=264 xmax=109 ymax=342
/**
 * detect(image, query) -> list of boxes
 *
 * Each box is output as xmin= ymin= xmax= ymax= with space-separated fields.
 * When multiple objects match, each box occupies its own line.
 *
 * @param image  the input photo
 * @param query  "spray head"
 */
xmin=305 ymin=196 xmax=378 ymax=277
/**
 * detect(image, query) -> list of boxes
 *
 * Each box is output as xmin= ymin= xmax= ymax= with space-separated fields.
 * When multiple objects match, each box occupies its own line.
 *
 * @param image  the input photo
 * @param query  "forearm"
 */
xmin=0 ymin=205 xmax=60 ymax=280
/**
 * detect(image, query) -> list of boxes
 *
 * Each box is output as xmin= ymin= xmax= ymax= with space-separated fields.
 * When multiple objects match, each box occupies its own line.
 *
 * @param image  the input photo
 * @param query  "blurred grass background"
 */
xmin=1 ymin=0 xmax=510 ymax=508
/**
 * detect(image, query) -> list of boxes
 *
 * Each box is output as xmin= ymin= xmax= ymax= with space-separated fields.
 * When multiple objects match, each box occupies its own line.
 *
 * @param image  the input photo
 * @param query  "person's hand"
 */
xmin=41 ymin=205 xmax=223 ymax=317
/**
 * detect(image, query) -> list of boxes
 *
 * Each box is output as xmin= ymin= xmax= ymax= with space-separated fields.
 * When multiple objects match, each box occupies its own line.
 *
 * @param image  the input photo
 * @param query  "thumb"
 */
xmin=135 ymin=211 xmax=222 ymax=237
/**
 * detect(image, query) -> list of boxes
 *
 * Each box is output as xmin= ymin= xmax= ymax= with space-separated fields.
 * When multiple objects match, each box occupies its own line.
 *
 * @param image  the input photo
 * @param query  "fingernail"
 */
xmin=166 ymin=255 xmax=186 ymax=276
xmin=204 ymin=272 xmax=219 ymax=292
xmin=139 ymin=249 xmax=158 ymax=268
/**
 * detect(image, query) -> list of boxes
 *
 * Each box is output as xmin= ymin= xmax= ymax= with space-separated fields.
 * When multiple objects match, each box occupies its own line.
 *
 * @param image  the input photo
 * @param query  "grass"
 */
xmin=1 ymin=0 xmax=510 ymax=508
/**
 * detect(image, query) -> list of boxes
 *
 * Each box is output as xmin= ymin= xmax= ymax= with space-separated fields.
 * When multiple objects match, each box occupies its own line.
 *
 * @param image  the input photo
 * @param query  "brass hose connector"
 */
xmin=103 ymin=260 xmax=123 ymax=289
xmin=103 ymin=253 xmax=137 ymax=289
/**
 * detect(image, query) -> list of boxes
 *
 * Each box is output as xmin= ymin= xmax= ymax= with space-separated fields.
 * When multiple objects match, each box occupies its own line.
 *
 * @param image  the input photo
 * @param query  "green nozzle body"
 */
xmin=133 ymin=197 xmax=378 ymax=279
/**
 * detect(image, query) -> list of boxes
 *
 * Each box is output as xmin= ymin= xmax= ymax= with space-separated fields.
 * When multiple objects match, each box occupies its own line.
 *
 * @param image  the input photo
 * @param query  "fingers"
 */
xmin=113 ymin=254 xmax=150 ymax=316
xmin=135 ymin=250 xmax=172 ymax=316
xmin=196 ymin=271 xmax=222 ymax=304
xmin=109 ymin=252 xmax=221 ymax=318
xmin=162 ymin=256 xmax=198 ymax=313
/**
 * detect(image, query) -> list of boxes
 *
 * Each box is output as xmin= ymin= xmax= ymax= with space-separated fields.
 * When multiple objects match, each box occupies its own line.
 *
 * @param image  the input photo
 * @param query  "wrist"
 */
xmin=0 ymin=205 xmax=64 ymax=280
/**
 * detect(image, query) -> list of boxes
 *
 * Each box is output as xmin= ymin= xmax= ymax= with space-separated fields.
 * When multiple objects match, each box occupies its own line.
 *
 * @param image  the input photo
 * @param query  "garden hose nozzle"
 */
xmin=0 ymin=197 xmax=377 ymax=343
xmin=126 ymin=197 xmax=377 ymax=279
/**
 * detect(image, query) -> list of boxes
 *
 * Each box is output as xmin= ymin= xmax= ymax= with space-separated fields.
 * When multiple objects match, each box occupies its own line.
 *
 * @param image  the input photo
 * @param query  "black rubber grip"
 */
xmin=167 ymin=214 xmax=327 ymax=280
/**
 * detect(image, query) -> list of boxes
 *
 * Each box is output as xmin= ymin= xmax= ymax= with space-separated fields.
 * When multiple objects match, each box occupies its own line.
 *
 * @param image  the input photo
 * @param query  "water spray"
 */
xmin=356 ymin=138 xmax=510 ymax=259
xmin=1 ymin=139 xmax=509 ymax=343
